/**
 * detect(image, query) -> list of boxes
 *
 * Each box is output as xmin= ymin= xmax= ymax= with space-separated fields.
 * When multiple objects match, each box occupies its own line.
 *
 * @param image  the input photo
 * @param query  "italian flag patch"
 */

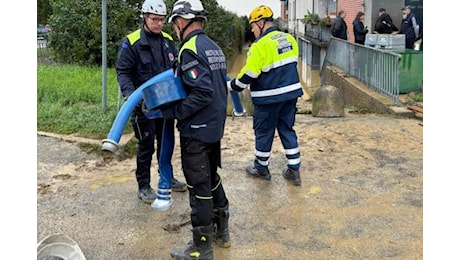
xmin=187 ymin=69 xmax=198 ymax=79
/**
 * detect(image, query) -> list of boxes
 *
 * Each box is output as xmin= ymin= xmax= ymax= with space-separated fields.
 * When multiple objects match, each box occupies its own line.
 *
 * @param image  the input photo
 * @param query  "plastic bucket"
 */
xmin=37 ymin=234 xmax=86 ymax=260
xmin=142 ymin=77 xmax=186 ymax=111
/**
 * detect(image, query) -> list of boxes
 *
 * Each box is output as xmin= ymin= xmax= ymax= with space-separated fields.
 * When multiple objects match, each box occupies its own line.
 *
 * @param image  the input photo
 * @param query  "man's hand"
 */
xmin=158 ymin=100 xmax=181 ymax=120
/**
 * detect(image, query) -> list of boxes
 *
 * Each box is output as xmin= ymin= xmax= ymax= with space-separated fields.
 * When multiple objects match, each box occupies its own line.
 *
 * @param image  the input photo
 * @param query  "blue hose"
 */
xmin=102 ymin=69 xmax=179 ymax=153
xmin=226 ymin=76 xmax=246 ymax=116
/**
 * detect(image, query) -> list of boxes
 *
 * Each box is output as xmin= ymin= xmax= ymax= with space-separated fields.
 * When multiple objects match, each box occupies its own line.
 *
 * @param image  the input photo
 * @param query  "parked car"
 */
xmin=37 ymin=25 xmax=51 ymax=37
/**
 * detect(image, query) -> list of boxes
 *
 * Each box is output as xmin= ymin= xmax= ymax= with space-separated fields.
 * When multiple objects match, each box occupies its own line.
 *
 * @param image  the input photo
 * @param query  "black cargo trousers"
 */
xmin=131 ymin=111 xmax=164 ymax=190
xmin=180 ymin=137 xmax=229 ymax=227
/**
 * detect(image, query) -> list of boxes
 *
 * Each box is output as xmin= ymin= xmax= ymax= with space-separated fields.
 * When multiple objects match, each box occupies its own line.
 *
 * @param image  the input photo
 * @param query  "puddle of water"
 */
xmin=90 ymin=174 xmax=133 ymax=189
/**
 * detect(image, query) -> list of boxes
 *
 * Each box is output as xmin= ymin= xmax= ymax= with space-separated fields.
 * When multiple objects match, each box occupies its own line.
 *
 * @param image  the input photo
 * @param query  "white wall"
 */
xmin=288 ymin=0 xmax=313 ymax=35
xmin=297 ymin=0 xmax=312 ymax=19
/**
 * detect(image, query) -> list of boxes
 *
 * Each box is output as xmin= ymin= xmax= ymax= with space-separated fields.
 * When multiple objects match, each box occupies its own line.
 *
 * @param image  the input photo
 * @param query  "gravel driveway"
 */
xmin=37 ymin=113 xmax=423 ymax=259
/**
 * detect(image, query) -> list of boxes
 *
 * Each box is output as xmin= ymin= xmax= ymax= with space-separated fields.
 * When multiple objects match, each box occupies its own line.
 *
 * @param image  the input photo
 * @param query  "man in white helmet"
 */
xmin=116 ymin=0 xmax=187 ymax=206
xmin=161 ymin=0 xmax=231 ymax=258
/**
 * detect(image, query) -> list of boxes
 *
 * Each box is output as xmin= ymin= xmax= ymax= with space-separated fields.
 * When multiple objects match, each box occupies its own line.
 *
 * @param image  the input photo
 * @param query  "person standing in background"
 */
xmin=353 ymin=11 xmax=368 ymax=45
xmin=228 ymin=5 xmax=303 ymax=186
xmin=374 ymin=8 xmax=399 ymax=34
xmin=163 ymin=0 xmax=231 ymax=258
xmin=116 ymin=0 xmax=187 ymax=205
xmin=400 ymin=5 xmax=421 ymax=49
xmin=331 ymin=10 xmax=348 ymax=40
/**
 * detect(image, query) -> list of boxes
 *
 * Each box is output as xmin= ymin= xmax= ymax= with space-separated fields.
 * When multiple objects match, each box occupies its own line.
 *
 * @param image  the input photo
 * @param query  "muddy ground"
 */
xmin=37 ymin=113 xmax=423 ymax=260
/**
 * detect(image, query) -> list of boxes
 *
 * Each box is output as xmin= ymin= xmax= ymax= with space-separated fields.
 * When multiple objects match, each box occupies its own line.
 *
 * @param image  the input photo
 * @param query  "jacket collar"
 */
xmin=181 ymin=29 xmax=205 ymax=43
xmin=139 ymin=27 xmax=163 ymax=46
xmin=255 ymin=26 xmax=276 ymax=42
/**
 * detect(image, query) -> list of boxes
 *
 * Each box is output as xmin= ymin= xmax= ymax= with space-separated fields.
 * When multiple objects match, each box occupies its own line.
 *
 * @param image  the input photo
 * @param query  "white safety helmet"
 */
xmin=142 ymin=0 xmax=167 ymax=15
xmin=168 ymin=0 xmax=208 ymax=23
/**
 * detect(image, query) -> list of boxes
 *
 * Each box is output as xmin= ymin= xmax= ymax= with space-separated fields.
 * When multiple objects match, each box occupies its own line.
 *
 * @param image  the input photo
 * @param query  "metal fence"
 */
xmin=322 ymin=37 xmax=402 ymax=104
xmin=297 ymin=37 xmax=311 ymax=86
xmin=304 ymin=24 xmax=332 ymax=42
xmin=37 ymin=37 xmax=52 ymax=64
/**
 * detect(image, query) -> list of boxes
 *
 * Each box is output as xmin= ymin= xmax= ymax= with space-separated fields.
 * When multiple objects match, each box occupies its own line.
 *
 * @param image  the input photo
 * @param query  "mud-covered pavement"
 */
xmin=37 ymin=113 xmax=423 ymax=259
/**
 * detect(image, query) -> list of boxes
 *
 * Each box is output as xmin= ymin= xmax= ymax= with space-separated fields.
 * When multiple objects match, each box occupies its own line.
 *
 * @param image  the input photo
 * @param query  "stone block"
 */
xmin=312 ymin=85 xmax=345 ymax=117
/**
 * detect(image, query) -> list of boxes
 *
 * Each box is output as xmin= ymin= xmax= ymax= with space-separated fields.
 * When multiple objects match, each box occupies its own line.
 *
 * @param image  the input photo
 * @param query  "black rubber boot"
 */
xmin=213 ymin=204 xmax=231 ymax=248
xmin=170 ymin=225 xmax=213 ymax=260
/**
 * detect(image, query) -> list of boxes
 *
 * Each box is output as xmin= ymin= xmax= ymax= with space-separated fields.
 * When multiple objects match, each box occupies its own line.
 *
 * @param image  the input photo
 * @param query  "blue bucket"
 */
xmin=142 ymin=77 xmax=186 ymax=111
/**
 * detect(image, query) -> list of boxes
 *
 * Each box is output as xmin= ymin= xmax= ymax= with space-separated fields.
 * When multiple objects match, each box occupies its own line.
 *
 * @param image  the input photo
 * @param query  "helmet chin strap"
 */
xmin=178 ymin=19 xmax=196 ymax=41
xmin=256 ymin=20 xmax=265 ymax=37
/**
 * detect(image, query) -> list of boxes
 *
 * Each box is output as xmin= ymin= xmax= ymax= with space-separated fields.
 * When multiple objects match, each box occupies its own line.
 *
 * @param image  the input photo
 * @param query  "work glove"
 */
xmin=158 ymin=100 xmax=180 ymax=120
xmin=134 ymin=100 xmax=143 ymax=111
xmin=141 ymin=101 xmax=162 ymax=119
xmin=227 ymin=80 xmax=233 ymax=92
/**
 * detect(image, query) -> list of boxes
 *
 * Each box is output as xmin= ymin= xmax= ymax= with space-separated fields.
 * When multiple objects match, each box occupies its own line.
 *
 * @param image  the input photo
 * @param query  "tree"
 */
xmin=243 ymin=16 xmax=255 ymax=43
xmin=48 ymin=0 xmax=140 ymax=66
xmin=38 ymin=0 xmax=52 ymax=25
xmin=47 ymin=0 xmax=245 ymax=67
xmin=163 ymin=0 xmax=245 ymax=61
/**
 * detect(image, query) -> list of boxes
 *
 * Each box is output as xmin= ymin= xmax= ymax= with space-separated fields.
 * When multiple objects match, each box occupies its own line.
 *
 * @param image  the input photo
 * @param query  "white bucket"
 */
xmin=37 ymin=234 xmax=86 ymax=260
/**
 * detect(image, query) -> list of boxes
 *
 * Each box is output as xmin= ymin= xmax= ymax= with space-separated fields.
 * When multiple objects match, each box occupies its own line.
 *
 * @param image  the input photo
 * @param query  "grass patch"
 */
xmin=37 ymin=64 xmax=133 ymax=140
xmin=404 ymin=92 xmax=423 ymax=105
xmin=345 ymin=104 xmax=372 ymax=114
xmin=78 ymin=139 xmax=137 ymax=162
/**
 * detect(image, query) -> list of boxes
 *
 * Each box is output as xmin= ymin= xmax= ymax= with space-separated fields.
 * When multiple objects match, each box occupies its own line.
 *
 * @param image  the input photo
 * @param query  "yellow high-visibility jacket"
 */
xmin=232 ymin=27 xmax=303 ymax=105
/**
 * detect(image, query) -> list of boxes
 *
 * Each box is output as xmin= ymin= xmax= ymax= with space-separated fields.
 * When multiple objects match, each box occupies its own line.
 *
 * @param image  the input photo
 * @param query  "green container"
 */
xmin=393 ymin=49 xmax=423 ymax=93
